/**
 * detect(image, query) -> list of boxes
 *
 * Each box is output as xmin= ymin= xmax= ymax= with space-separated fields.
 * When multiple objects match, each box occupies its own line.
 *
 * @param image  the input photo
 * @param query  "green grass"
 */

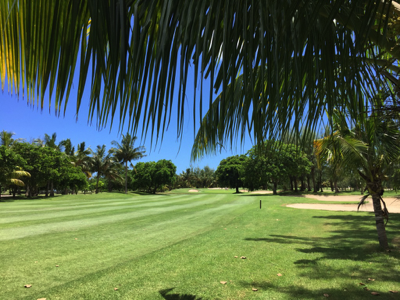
xmin=0 ymin=191 xmax=399 ymax=299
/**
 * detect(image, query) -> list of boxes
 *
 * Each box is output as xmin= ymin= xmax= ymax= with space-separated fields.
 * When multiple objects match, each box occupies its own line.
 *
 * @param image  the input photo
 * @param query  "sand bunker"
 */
xmin=250 ymin=190 xmax=273 ymax=194
xmin=188 ymin=189 xmax=199 ymax=193
xmin=286 ymin=195 xmax=400 ymax=213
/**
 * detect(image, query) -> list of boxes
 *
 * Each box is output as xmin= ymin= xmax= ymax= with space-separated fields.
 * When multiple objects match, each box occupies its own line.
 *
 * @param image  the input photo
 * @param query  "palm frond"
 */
xmin=2 ymin=0 xmax=400 ymax=152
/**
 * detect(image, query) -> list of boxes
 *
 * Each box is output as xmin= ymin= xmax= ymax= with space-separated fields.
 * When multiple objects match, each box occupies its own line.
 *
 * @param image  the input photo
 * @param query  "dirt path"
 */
xmin=286 ymin=195 xmax=400 ymax=213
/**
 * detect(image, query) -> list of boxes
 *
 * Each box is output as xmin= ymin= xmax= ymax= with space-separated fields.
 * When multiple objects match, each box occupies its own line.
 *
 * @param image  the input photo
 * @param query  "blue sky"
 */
xmin=0 ymin=70 xmax=252 ymax=174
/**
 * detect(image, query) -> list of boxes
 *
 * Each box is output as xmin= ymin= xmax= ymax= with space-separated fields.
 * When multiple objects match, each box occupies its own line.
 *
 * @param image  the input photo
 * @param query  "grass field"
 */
xmin=1 ymin=189 xmax=399 ymax=299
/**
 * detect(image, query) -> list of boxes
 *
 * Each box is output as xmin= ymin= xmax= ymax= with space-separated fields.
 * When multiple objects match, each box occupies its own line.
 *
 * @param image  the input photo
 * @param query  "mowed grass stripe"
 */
xmin=0 ymin=194 xmax=231 ymax=240
xmin=0 ymin=195 xmax=189 ymax=213
xmin=0 ymin=195 xmax=196 ymax=224
xmin=0 ymin=196 xmax=252 ymax=298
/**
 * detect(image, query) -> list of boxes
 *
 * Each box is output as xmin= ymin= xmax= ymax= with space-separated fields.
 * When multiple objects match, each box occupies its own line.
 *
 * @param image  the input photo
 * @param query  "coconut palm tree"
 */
xmin=2 ymin=1 xmax=400 ymax=150
xmin=74 ymin=142 xmax=93 ymax=179
xmin=111 ymin=133 xmax=145 ymax=194
xmin=0 ymin=131 xmax=24 ymax=148
xmin=314 ymin=109 xmax=400 ymax=249
xmin=5 ymin=167 xmax=31 ymax=198
xmin=59 ymin=139 xmax=75 ymax=156
xmin=90 ymin=145 xmax=114 ymax=194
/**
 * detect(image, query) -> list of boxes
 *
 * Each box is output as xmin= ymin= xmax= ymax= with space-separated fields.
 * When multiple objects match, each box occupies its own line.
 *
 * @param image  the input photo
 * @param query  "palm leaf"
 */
xmin=1 ymin=0 xmax=400 ymax=152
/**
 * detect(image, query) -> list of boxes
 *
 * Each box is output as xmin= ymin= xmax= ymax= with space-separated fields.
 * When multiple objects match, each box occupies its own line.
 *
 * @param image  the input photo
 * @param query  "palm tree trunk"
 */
xmin=96 ymin=174 xmax=100 ymax=194
xmin=371 ymin=192 xmax=389 ymax=249
xmin=125 ymin=161 xmax=128 ymax=194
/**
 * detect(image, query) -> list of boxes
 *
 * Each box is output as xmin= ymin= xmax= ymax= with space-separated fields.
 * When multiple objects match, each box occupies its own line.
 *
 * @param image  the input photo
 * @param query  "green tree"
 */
xmin=244 ymin=142 xmax=311 ymax=194
xmin=13 ymin=142 xmax=75 ymax=197
xmin=111 ymin=133 xmax=145 ymax=194
xmin=132 ymin=160 xmax=176 ymax=194
xmin=90 ymin=145 xmax=114 ymax=194
xmin=0 ymin=131 xmax=23 ymax=148
xmin=0 ymin=146 xmax=29 ymax=198
xmin=215 ymin=155 xmax=247 ymax=193
xmin=314 ymin=110 xmax=400 ymax=249
xmin=74 ymin=142 xmax=93 ymax=179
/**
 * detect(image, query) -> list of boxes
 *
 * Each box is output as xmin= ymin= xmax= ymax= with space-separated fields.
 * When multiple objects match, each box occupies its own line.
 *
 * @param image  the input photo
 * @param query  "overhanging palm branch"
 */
xmin=1 ymin=1 xmax=400 ymax=150
xmin=7 ymin=168 xmax=31 ymax=187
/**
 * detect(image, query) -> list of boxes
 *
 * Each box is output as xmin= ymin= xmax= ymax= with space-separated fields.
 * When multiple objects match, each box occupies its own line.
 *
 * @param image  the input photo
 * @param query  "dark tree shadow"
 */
xmin=159 ymin=288 xmax=202 ymax=300
xmin=244 ymin=213 xmax=400 ymax=284
xmin=238 ymin=281 xmax=399 ymax=299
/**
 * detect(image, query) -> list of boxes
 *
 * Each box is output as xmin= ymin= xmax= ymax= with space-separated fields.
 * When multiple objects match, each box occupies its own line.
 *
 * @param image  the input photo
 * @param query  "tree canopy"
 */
xmin=131 ymin=160 xmax=177 ymax=194
xmin=244 ymin=142 xmax=311 ymax=194
xmin=215 ymin=155 xmax=247 ymax=193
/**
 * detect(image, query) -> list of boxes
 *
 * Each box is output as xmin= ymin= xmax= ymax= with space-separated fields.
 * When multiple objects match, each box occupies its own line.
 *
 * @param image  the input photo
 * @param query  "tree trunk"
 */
xmin=236 ymin=185 xmax=239 ymax=193
xmin=125 ymin=161 xmax=128 ymax=194
xmin=307 ymin=176 xmax=311 ymax=192
xmin=371 ymin=192 xmax=389 ymax=249
xmin=96 ymin=175 xmax=100 ymax=194
xmin=272 ymin=182 xmax=277 ymax=195
xmin=46 ymin=181 xmax=49 ymax=197
xmin=50 ymin=181 xmax=54 ymax=196
xmin=290 ymin=178 xmax=293 ymax=191
xmin=330 ymin=180 xmax=334 ymax=192
xmin=294 ymin=177 xmax=298 ymax=192
xmin=334 ymin=180 xmax=339 ymax=193
xmin=0 ymin=184 xmax=2 ymax=199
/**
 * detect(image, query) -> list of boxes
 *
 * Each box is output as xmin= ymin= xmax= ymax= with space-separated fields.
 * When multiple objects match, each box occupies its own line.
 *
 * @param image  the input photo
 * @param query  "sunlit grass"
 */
xmin=0 ymin=192 xmax=399 ymax=299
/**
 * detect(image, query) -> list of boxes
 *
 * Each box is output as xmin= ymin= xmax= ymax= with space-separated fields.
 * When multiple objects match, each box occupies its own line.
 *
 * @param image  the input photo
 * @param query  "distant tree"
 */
xmin=132 ymin=160 xmax=176 ymax=194
xmin=13 ymin=142 xmax=74 ymax=197
xmin=244 ymin=142 xmax=311 ymax=194
xmin=0 ymin=131 xmax=23 ymax=148
xmin=59 ymin=138 xmax=75 ymax=156
xmin=90 ymin=145 xmax=113 ymax=194
xmin=44 ymin=132 xmax=60 ymax=150
xmin=0 ymin=146 xmax=29 ymax=198
xmin=111 ymin=133 xmax=145 ymax=194
xmin=74 ymin=142 xmax=93 ymax=179
xmin=215 ymin=155 xmax=247 ymax=193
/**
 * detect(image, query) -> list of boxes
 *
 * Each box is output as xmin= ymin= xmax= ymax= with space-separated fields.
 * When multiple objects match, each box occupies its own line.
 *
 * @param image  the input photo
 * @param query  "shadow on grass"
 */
xmin=159 ymin=288 xmax=202 ymax=300
xmin=244 ymin=213 xmax=400 ymax=284
xmin=238 ymin=281 xmax=399 ymax=299
xmin=0 ymin=195 xmax=61 ymax=201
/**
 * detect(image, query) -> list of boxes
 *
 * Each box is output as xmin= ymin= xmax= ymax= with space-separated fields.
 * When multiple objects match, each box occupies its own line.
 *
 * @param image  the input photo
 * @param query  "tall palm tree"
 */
xmin=91 ymin=145 xmax=113 ymax=194
xmin=74 ymin=142 xmax=93 ymax=179
xmin=59 ymin=139 xmax=75 ymax=156
xmin=314 ymin=110 xmax=400 ymax=249
xmin=0 ymin=131 xmax=24 ymax=147
xmin=2 ymin=1 xmax=400 ymax=150
xmin=111 ymin=133 xmax=145 ymax=194
xmin=44 ymin=133 xmax=60 ymax=151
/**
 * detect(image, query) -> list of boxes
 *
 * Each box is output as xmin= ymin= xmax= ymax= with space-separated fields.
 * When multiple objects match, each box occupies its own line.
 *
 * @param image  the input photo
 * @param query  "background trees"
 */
xmin=0 ymin=146 xmax=29 ymax=198
xmin=111 ymin=133 xmax=145 ymax=194
xmin=215 ymin=155 xmax=247 ymax=193
xmin=131 ymin=160 xmax=177 ymax=194
xmin=243 ymin=142 xmax=311 ymax=194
